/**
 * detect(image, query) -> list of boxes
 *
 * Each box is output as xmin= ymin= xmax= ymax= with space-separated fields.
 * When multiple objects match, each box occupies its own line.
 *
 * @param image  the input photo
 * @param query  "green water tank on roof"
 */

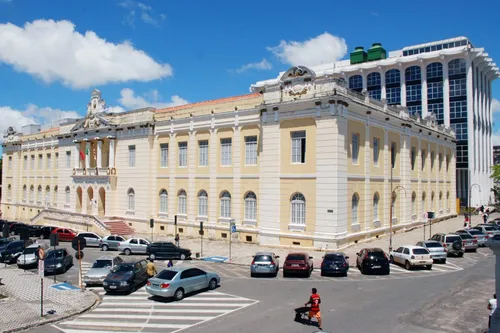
xmin=350 ymin=46 xmax=367 ymax=64
xmin=367 ymin=43 xmax=387 ymax=61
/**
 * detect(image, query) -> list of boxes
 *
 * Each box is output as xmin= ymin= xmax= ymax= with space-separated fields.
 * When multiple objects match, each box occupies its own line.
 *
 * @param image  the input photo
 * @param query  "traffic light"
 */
xmin=427 ymin=212 xmax=435 ymax=219
xmin=50 ymin=233 xmax=59 ymax=247
xmin=150 ymin=218 xmax=154 ymax=229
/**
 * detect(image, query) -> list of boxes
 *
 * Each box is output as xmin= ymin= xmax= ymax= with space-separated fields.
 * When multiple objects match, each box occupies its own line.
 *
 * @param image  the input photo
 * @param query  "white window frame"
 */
xmin=159 ymin=189 xmax=168 ymax=214
xmin=412 ymin=193 xmax=416 ymax=216
xmin=7 ymin=184 xmax=12 ymax=200
xmin=45 ymin=186 xmax=50 ymax=205
xmin=65 ymin=187 xmax=70 ymax=205
xmin=291 ymin=131 xmax=306 ymax=164
xmin=128 ymin=145 xmax=136 ymax=167
xmin=352 ymin=133 xmax=359 ymax=164
xmin=220 ymin=138 xmax=232 ymax=166
xmin=244 ymin=192 xmax=257 ymax=221
xmin=8 ymin=156 xmax=12 ymax=170
xmin=373 ymin=193 xmax=379 ymax=221
xmin=127 ymin=188 xmax=135 ymax=211
xmin=373 ymin=137 xmax=379 ymax=166
xmin=22 ymin=185 xmax=27 ymax=202
xmin=66 ymin=151 xmax=71 ymax=169
xmin=245 ymin=136 xmax=258 ymax=165
xmin=37 ymin=186 xmax=42 ymax=203
xmin=421 ymin=193 xmax=426 ymax=213
xmin=198 ymin=190 xmax=208 ymax=216
xmin=352 ymin=194 xmax=359 ymax=225
xmin=31 ymin=155 xmax=35 ymax=170
xmin=178 ymin=142 xmax=188 ymax=167
xmin=38 ymin=154 xmax=43 ymax=170
xmin=46 ymin=154 xmax=51 ymax=169
xmin=53 ymin=186 xmax=58 ymax=206
xmin=29 ymin=186 xmax=34 ymax=202
xmin=23 ymin=156 xmax=27 ymax=170
xmin=220 ymin=191 xmax=231 ymax=218
xmin=290 ymin=193 xmax=306 ymax=225
xmin=178 ymin=190 xmax=187 ymax=215
xmin=198 ymin=140 xmax=208 ymax=167
xmin=160 ymin=144 xmax=168 ymax=168
xmin=55 ymin=153 xmax=58 ymax=170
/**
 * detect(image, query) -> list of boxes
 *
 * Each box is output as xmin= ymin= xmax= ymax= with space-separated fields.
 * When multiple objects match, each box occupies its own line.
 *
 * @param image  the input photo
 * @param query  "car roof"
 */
xmin=96 ymin=255 xmax=117 ymax=260
xmin=423 ymin=240 xmax=441 ymax=244
xmin=255 ymin=252 xmax=274 ymax=256
xmin=325 ymin=252 xmax=345 ymax=256
xmin=286 ymin=252 xmax=307 ymax=256
xmin=363 ymin=248 xmax=384 ymax=252
xmin=403 ymin=245 xmax=425 ymax=250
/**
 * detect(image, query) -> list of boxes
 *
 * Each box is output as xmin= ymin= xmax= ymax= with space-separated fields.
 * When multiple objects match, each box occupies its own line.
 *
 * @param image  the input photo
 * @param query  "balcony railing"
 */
xmin=73 ymin=167 xmax=115 ymax=177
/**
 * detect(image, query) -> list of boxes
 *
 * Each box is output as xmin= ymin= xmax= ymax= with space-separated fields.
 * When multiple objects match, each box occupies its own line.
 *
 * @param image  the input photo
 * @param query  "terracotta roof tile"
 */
xmin=155 ymin=93 xmax=261 ymax=114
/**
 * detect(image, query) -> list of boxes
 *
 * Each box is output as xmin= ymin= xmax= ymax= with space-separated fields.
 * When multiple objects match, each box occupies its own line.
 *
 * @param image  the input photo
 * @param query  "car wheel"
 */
xmin=149 ymin=254 xmax=156 ymax=260
xmin=426 ymin=265 xmax=432 ymax=270
xmin=361 ymin=266 xmax=366 ymax=275
xmin=343 ymin=272 xmax=348 ymax=277
xmin=102 ymin=244 xmax=109 ymax=251
xmin=274 ymin=268 xmax=279 ymax=278
xmin=390 ymin=256 xmax=395 ymax=264
xmin=180 ymin=253 xmax=186 ymax=260
xmin=458 ymin=252 xmax=464 ymax=257
xmin=208 ymin=278 xmax=217 ymax=290
xmin=174 ymin=288 xmax=184 ymax=301
xmin=124 ymin=248 xmax=131 ymax=256
xmin=405 ymin=261 xmax=412 ymax=270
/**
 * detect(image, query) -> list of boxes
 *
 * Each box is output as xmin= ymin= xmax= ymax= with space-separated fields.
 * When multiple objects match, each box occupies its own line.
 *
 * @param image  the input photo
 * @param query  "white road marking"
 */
xmin=52 ymin=329 xmax=157 ymax=333
xmin=92 ymin=308 xmax=231 ymax=314
xmin=61 ymin=320 xmax=188 ymax=329
xmin=101 ymin=301 xmax=254 ymax=307
xmin=79 ymin=314 xmax=214 ymax=320
xmin=389 ymin=264 xmax=410 ymax=273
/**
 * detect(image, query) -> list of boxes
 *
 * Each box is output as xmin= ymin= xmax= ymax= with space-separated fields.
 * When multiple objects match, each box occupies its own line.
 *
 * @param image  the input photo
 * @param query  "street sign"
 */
xmin=72 ymin=237 xmax=86 ymax=251
xmin=427 ymin=211 xmax=435 ymax=219
xmin=422 ymin=212 xmax=428 ymax=219
xmin=37 ymin=247 xmax=45 ymax=260
xmin=38 ymin=260 xmax=44 ymax=278
xmin=230 ymin=224 xmax=236 ymax=233
xmin=75 ymin=251 xmax=84 ymax=260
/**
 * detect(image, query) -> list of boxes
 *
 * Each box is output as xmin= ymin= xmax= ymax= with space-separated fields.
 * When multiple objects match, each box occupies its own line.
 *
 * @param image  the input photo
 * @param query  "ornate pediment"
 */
xmin=71 ymin=113 xmax=110 ymax=132
xmin=280 ymin=66 xmax=316 ymax=81
xmin=280 ymin=66 xmax=316 ymax=97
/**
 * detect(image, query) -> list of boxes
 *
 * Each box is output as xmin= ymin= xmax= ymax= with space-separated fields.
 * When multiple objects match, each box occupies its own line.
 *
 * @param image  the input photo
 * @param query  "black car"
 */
xmin=103 ymin=259 xmax=149 ymax=293
xmin=147 ymin=242 xmax=191 ymax=260
xmin=40 ymin=226 xmax=58 ymax=239
xmin=27 ymin=225 xmax=44 ymax=237
xmin=9 ymin=223 xmax=26 ymax=235
xmin=356 ymin=248 xmax=390 ymax=275
xmin=0 ymin=237 xmax=16 ymax=247
xmin=44 ymin=249 xmax=73 ymax=274
xmin=320 ymin=252 xmax=349 ymax=276
xmin=0 ymin=240 xmax=27 ymax=264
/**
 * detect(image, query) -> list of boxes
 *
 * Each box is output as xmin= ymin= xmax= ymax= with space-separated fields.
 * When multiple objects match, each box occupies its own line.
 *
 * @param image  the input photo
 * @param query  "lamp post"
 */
xmin=468 ymin=183 xmax=482 ymax=216
xmin=389 ymin=166 xmax=407 ymax=253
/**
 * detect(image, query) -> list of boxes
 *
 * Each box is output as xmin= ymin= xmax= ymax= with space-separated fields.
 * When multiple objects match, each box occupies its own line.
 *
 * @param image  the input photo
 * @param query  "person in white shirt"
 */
xmin=488 ymin=294 xmax=497 ymax=329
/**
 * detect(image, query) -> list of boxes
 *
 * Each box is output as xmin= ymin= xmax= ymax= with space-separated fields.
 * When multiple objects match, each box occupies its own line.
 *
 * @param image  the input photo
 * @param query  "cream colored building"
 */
xmin=1 ymin=68 xmax=456 ymax=249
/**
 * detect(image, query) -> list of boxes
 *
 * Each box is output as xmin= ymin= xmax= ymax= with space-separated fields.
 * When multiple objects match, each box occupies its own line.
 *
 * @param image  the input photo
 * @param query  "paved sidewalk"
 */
xmin=140 ymin=212 xmax=497 ymax=268
xmin=0 ymin=265 xmax=99 ymax=333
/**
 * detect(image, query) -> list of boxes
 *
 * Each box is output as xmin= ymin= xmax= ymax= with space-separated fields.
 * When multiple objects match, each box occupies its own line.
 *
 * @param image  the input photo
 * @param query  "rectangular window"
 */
xmin=456 ymin=145 xmax=468 ymax=164
xmin=450 ymin=100 xmax=467 ymax=119
xmin=352 ymin=133 xmax=359 ymax=164
xmin=439 ymin=153 xmax=443 ymax=171
xmin=55 ymin=153 xmax=58 ymax=169
xmin=178 ymin=142 xmax=188 ymax=167
xmin=449 ymin=78 xmax=467 ymax=97
xmin=368 ymin=89 xmax=381 ymax=100
xmin=160 ymin=143 xmax=168 ymax=168
xmin=431 ymin=152 xmax=435 ymax=171
xmin=46 ymin=154 xmax=51 ymax=169
xmin=386 ymin=87 xmax=401 ymax=105
xmin=38 ymin=154 xmax=43 ymax=170
xmin=390 ymin=142 xmax=396 ymax=168
xmin=245 ymin=136 xmax=258 ymax=165
xmin=198 ymin=140 xmax=208 ymax=167
xmin=220 ymin=138 xmax=232 ymax=166
xmin=31 ymin=155 xmax=35 ymax=170
xmin=65 ymin=151 xmax=71 ymax=169
xmin=451 ymin=123 xmax=468 ymax=141
xmin=23 ymin=156 xmax=27 ymax=170
xmin=406 ymin=84 xmax=422 ymax=102
xmin=428 ymin=103 xmax=444 ymax=123
xmin=128 ymin=145 xmax=136 ymax=167
xmin=411 ymin=147 xmax=416 ymax=171
xmin=427 ymin=81 xmax=443 ymax=99
xmin=8 ymin=156 xmax=12 ymax=170
xmin=291 ymin=131 xmax=306 ymax=163
xmin=408 ymin=105 xmax=422 ymax=116
xmin=373 ymin=138 xmax=379 ymax=166
xmin=421 ymin=150 xmax=426 ymax=171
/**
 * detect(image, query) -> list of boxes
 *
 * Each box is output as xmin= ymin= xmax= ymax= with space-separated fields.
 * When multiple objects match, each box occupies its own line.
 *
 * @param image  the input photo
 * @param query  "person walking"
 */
xmin=146 ymin=259 xmax=157 ymax=278
xmin=305 ymin=287 xmax=322 ymax=330
xmin=167 ymin=260 xmax=173 ymax=268
xmin=488 ymin=294 xmax=497 ymax=329
xmin=175 ymin=234 xmax=180 ymax=247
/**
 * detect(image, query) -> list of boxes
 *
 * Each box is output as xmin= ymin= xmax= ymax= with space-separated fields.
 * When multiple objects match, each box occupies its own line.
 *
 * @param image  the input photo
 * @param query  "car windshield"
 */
xmin=446 ymin=236 xmax=461 ymax=243
xmin=484 ymin=226 xmax=496 ymax=231
xmin=286 ymin=255 xmax=305 ymax=261
xmin=324 ymin=254 xmax=344 ymax=261
xmin=367 ymin=251 xmax=385 ymax=258
xmin=23 ymin=247 xmax=38 ymax=255
xmin=92 ymin=260 xmax=112 ymax=268
xmin=254 ymin=255 xmax=272 ymax=261
xmin=467 ymin=229 xmax=483 ymax=235
xmin=412 ymin=249 xmax=429 ymax=255
xmin=458 ymin=234 xmax=473 ymax=240
xmin=114 ymin=264 xmax=133 ymax=272
xmin=46 ymin=251 xmax=63 ymax=259
xmin=157 ymin=270 xmax=178 ymax=280
xmin=424 ymin=242 xmax=442 ymax=248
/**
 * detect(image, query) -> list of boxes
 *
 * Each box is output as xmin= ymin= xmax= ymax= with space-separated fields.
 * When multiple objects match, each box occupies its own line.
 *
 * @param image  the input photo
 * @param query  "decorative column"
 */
xmin=421 ymin=62 xmax=428 ymax=118
xmin=364 ymin=121 xmax=371 ymax=231
xmin=108 ymin=138 xmax=116 ymax=168
xmin=97 ymin=140 xmax=103 ymax=168
xmin=380 ymin=67 xmax=386 ymax=100
xmin=466 ymin=57 xmax=474 ymax=206
xmin=400 ymin=65 xmax=407 ymax=107
xmin=74 ymin=141 xmax=80 ymax=169
xmin=442 ymin=59 xmax=450 ymax=127
xmin=486 ymin=237 xmax=500 ymax=333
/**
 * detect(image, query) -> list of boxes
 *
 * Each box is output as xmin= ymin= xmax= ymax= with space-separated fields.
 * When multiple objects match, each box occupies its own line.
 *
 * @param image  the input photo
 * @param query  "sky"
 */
xmin=0 ymin=0 xmax=499 ymax=149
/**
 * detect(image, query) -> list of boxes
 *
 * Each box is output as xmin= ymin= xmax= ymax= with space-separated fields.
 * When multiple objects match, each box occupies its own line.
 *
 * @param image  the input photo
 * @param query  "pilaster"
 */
xmin=443 ymin=59 xmax=451 ymax=128
xmin=383 ymin=129 xmax=389 ymax=227
xmin=364 ymin=122 xmax=371 ymax=231
xmin=168 ymin=134 xmax=177 ymax=220
xmin=421 ymin=63 xmax=428 ymax=118
xmin=232 ymin=126 xmax=241 ymax=226
xmin=188 ymin=132 xmax=196 ymax=223
xmin=209 ymin=130 xmax=217 ymax=225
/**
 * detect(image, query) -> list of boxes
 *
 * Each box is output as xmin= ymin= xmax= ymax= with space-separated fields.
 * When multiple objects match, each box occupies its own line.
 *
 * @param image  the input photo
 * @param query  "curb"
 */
xmin=2 ymin=293 xmax=100 ymax=333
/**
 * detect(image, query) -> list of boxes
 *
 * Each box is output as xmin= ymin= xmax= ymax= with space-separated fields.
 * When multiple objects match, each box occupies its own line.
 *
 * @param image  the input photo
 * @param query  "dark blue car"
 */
xmin=320 ymin=252 xmax=349 ymax=277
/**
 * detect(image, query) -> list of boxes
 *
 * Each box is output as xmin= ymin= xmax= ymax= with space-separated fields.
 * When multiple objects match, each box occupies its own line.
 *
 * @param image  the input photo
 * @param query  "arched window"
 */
xmin=159 ymin=189 xmax=168 ymax=214
xmin=348 ymin=75 xmax=363 ymax=91
xmin=7 ymin=184 xmax=12 ymax=200
xmin=367 ymin=72 xmax=381 ymax=87
xmin=291 ymin=193 xmax=306 ymax=225
xmin=426 ymin=62 xmax=443 ymax=79
xmin=412 ymin=192 xmax=417 ymax=216
xmin=385 ymin=69 xmax=401 ymax=105
xmin=178 ymin=189 xmax=187 ymax=215
xmin=22 ymin=185 xmax=27 ymax=201
xmin=53 ymin=186 xmax=58 ymax=206
xmin=37 ymin=185 xmax=42 ymax=203
xmin=45 ymin=186 xmax=50 ymax=204
xmin=421 ymin=192 xmax=426 ymax=213
xmin=385 ymin=69 xmax=401 ymax=84
xmin=220 ymin=191 xmax=231 ymax=218
xmin=439 ymin=191 xmax=443 ymax=212
xmin=127 ymin=188 xmax=135 ymax=211
xmin=431 ymin=191 xmax=435 ymax=213
xmin=448 ymin=58 xmax=466 ymax=76
xmin=30 ymin=185 xmax=34 ymax=202
xmin=198 ymin=190 xmax=208 ymax=216
xmin=352 ymin=193 xmax=359 ymax=225
xmin=65 ymin=186 xmax=70 ymax=205
xmin=244 ymin=192 xmax=257 ymax=221
xmin=373 ymin=193 xmax=379 ymax=221
xmin=446 ymin=191 xmax=450 ymax=210
xmin=405 ymin=66 xmax=421 ymax=82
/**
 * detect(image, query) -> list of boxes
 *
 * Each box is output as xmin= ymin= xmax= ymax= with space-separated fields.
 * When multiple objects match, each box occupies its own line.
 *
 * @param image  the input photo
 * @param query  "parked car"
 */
xmin=84 ymin=255 xmax=123 ymax=286
xmin=103 ymin=259 xmax=149 ymax=293
xmin=457 ymin=229 xmax=488 ymax=247
xmin=147 ymin=242 xmax=192 ymax=260
xmin=146 ymin=266 xmax=220 ymax=301
xmin=473 ymin=225 xmax=500 ymax=239
xmin=356 ymin=248 xmax=390 ymax=275
xmin=99 ymin=235 xmax=127 ymax=251
xmin=429 ymin=233 xmax=464 ymax=257
xmin=390 ymin=246 xmax=433 ymax=270
xmin=17 ymin=243 xmax=49 ymax=268
xmin=27 ymin=225 xmax=44 ymax=238
xmin=77 ymin=232 xmax=102 ymax=247
xmin=283 ymin=252 xmax=314 ymax=277
xmin=455 ymin=232 xmax=479 ymax=251
xmin=51 ymin=228 xmax=77 ymax=242
xmin=118 ymin=238 xmax=151 ymax=255
xmin=250 ymin=252 xmax=280 ymax=277
xmin=416 ymin=240 xmax=448 ymax=263
xmin=0 ymin=240 xmax=28 ymax=264
xmin=0 ymin=237 xmax=16 ymax=247
xmin=320 ymin=252 xmax=349 ymax=276
xmin=40 ymin=226 xmax=58 ymax=239
xmin=9 ymin=222 xmax=26 ymax=235
xmin=44 ymin=248 xmax=73 ymax=274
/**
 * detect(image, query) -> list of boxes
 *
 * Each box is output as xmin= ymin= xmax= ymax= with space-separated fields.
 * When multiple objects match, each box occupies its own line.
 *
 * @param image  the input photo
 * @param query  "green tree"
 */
xmin=491 ymin=164 xmax=500 ymax=183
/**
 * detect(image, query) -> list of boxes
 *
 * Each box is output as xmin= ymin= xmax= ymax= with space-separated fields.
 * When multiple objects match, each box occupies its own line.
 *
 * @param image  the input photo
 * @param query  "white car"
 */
xmin=17 ymin=243 xmax=49 ymax=268
xmin=390 ymin=245 xmax=433 ymax=270
xmin=77 ymin=232 xmax=102 ymax=247
xmin=117 ymin=238 xmax=150 ymax=255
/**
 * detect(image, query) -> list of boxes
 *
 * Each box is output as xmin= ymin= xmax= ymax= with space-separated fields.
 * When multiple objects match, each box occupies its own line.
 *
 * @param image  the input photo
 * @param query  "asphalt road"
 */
xmin=17 ymin=242 xmax=494 ymax=333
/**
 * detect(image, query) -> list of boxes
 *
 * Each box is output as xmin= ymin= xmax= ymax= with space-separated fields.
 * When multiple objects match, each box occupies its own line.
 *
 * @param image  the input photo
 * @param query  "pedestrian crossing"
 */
xmin=53 ymin=287 xmax=258 ymax=333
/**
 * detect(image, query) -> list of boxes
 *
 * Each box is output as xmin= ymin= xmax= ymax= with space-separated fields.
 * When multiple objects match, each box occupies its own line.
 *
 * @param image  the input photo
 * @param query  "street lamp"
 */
xmin=468 ymin=183 xmax=482 ymax=216
xmin=389 ymin=166 xmax=406 ymax=253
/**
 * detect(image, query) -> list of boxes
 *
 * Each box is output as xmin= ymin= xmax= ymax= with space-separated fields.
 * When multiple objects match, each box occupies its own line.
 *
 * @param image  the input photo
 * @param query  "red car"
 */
xmin=283 ymin=252 xmax=314 ymax=277
xmin=51 ymin=228 xmax=77 ymax=242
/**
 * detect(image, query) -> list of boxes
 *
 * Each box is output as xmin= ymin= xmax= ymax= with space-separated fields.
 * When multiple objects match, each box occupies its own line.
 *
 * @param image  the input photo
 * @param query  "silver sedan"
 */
xmin=416 ymin=240 xmax=447 ymax=263
xmin=146 ymin=266 xmax=220 ymax=301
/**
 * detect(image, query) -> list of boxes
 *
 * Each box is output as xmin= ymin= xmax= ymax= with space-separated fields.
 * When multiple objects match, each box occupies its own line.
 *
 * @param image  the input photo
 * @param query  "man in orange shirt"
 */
xmin=305 ymin=287 xmax=322 ymax=330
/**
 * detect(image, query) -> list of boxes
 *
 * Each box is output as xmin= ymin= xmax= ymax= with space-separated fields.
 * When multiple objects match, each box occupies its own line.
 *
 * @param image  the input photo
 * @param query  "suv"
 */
xmin=147 ymin=242 xmax=191 ymax=260
xmin=100 ymin=235 xmax=127 ymax=251
xmin=430 ymin=233 xmax=464 ymax=257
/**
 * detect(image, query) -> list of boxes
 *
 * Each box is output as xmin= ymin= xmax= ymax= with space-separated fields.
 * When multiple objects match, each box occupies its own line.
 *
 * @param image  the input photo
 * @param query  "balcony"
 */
xmin=72 ymin=167 xmax=117 ymax=184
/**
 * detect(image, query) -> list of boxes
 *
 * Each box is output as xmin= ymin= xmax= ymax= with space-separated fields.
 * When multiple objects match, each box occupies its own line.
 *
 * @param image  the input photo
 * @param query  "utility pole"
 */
xmin=389 ymin=167 xmax=393 ymax=253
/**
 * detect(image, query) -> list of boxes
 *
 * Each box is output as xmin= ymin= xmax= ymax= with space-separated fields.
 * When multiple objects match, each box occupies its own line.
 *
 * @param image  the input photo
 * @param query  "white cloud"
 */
xmin=119 ymin=0 xmax=160 ymax=27
xmin=492 ymin=131 xmax=500 ymax=146
xmin=0 ymin=19 xmax=172 ymax=89
xmin=231 ymin=58 xmax=272 ymax=74
xmin=118 ymin=88 xmax=188 ymax=110
xmin=267 ymin=32 xmax=348 ymax=67
xmin=492 ymin=98 xmax=500 ymax=113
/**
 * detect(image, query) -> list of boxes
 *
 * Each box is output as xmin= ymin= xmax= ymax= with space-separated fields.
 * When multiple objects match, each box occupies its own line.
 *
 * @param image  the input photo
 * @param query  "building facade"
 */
xmin=1 ymin=70 xmax=456 ymax=248
xmin=253 ymin=37 xmax=499 ymax=207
